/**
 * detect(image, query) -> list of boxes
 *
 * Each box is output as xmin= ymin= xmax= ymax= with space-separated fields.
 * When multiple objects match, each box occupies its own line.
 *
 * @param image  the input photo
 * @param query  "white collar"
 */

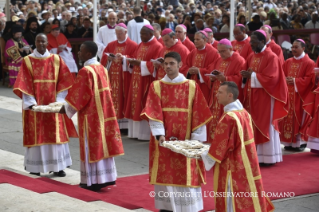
xmin=118 ymin=35 xmax=128 ymax=44
xmin=84 ymin=57 xmax=99 ymax=66
xmin=211 ymin=38 xmax=215 ymax=45
xmin=161 ymin=73 xmax=186 ymax=83
xmin=255 ymin=45 xmax=266 ymax=54
xmin=157 ymin=35 xmax=161 ymax=40
xmin=181 ymin=36 xmax=186 ymax=42
xmin=147 ymin=36 xmax=155 ymax=43
xmin=224 ymin=99 xmax=243 ymax=112
xmin=266 ymin=39 xmax=271 ymax=45
xmin=294 ymin=52 xmax=305 ymax=60
xmin=30 ymin=49 xmax=50 ymax=58
xmin=198 ymin=45 xmax=206 ymax=50
xmin=241 ymin=34 xmax=248 ymax=41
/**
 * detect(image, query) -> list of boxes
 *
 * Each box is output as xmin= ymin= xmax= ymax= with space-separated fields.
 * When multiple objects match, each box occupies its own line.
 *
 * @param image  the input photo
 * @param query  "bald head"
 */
xmin=108 ymin=12 xmax=118 ymax=26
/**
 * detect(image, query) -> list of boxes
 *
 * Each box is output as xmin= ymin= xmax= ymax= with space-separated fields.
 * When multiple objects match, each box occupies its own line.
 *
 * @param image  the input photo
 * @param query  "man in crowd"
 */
xmin=201 ymin=81 xmax=275 ymax=212
xmin=47 ymin=24 xmax=78 ymax=78
xmin=260 ymin=25 xmax=285 ymax=65
xmin=152 ymin=23 xmax=164 ymax=46
xmin=231 ymin=24 xmax=253 ymax=60
xmin=186 ymin=31 xmax=220 ymax=103
xmin=175 ymin=24 xmax=196 ymax=52
xmin=13 ymin=33 xmax=78 ymax=177
xmin=62 ymin=41 xmax=124 ymax=191
xmin=127 ymin=7 xmax=150 ymax=44
xmin=241 ymin=30 xmax=288 ymax=165
xmin=5 ymin=25 xmax=31 ymax=87
xmin=23 ymin=17 xmax=39 ymax=50
xmin=280 ymin=39 xmax=315 ymax=151
xmin=96 ymin=12 xmax=117 ymax=59
xmin=204 ymin=28 xmax=218 ymax=49
xmin=124 ymin=25 xmax=162 ymax=140
xmin=207 ymin=39 xmax=244 ymax=143
xmin=141 ymin=51 xmax=212 ymax=212
xmin=100 ymin=23 xmax=138 ymax=129
xmin=78 ymin=18 xmax=93 ymax=38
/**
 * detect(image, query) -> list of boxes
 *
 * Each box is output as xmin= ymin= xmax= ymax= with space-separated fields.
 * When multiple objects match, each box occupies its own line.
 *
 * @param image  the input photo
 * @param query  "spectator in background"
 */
xmin=63 ymin=21 xmax=78 ymax=39
xmin=299 ymin=8 xmax=311 ymax=26
xmin=247 ymin=14 xmax=263 ymax=31
xmin=23 ymin=17 xmax=39 ymax=50
xmin=189 ymin=19 xmax=204 ymax=34
xmin=78 ymin=18 xmax=93 ymax=38
xmin=205 ymin=17 xmax=218 ymax=33
xmin=165 ymin=14 xmax=177 ymax=31
xmin=220 ymin=14 xmax=230 ymax=32
xmin=305 ymin=12 xmax=319 ymax=29
xmin=40 ymin=22 xmax=51 ymax=35
xmin=291 ymin=14 xmax=303 ymax=29
xmin=280 ymin=13 xmax=291 ymax=29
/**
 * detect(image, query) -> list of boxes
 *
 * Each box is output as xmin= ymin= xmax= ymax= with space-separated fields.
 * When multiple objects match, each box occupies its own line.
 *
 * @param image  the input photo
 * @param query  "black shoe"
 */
xmin=295 ymin=144 xmax=307 ymax=151
xmin=29 ymin=172 xmax=40 ymax=176
xmin=284 ymin=146 xmax=294 ymax=150
xmin=259 ymin=163 xmax=275 ymax=167
xmin=159 ymin=210 xmax=173 ymax=212
xmin=51 ymin=170 xmax=66 ymax=177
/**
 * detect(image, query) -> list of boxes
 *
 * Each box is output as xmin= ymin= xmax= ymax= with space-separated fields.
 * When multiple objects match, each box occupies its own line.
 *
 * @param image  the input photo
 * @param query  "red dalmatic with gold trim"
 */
xmin=279 ymin=54 xmax=315 ymax=143
xmin=207 ymin=52 xmax=244 ymax=142
xmin=208 ymin=109 xmax=274 ymax=212
xmin=147 ymin=40 xmax=190 ymax=79
xmin=13 ymin=54 xmax=78 ymax=147
xmin=125 ymin=38 xmax=163 ymax=121
xmin=243 ymin=48 xmax=288 ymax=144
xmin=231 ymin=37 xmax=253 ymax=60
xmin=267 ymin=40 xmax=285 ymax=66
xmin=100 ymin=38 xmax=138 ymax=119
xmin=186 ymin=43 xmax=220 ymax=103
xmin=65 ymin=64 xmax=124 ymax=163
xmin=141 ymin=80 xmax=212 ymax=187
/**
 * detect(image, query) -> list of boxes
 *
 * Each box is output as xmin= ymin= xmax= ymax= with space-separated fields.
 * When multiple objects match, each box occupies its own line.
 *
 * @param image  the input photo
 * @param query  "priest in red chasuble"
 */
xmin=231 ymin=24 xmax=253 ymax=60
xmin=201 ymin=82 xmax=275 ymax=212
xmin=143 ymin=28 xmax=190 ymax=79
xmin=241 ymin=30 xmax=288 ymax=165
xmin=186 ymin=31 xmax=220 ymax=103
xmin=279 ymin=39 xmax=315 ymax=151
xmin=141 ymin=52 xmax=212 ymax=212
xmin=62 ymin=41 xmax=124 ymax=191
xmin=13 ymin=34 xmax=78 ymax=177
xmin=47 ymin=24 xmax=78 ymax=78
xmin=152 ymin=23 xmax=165 ymax=47
xmin=100 ymin=23 xmax=138 ymax=129
xmin=260 ymin=25 xmax=285 ymax=66
xmin=206 ymin=39 xmax=244 ymax=143
xmin=175 ymin=24 xmax=196 ymax=52
xmin=203 ymin=28 xmax=218 ymax=49
xmin=123 ymin=25 xmax=163 ymax=140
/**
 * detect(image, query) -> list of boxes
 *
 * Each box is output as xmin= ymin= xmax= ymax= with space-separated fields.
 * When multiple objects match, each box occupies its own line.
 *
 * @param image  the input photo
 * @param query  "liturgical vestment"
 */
xmin=13 ymin=49 xmax=78 ymax=173
xmin=202 ymin=100 xmax=275 ymax=212
xmin=141 ymin=74 xmax=212 ymax=212
xmin=279 ymin=52 xmax=315 ymax=147
xmin=231 ymin=35 xmax=253 ymax=60
xmin=100 ymin=36 xmax=138 ymax=129
xmin=65 ymin=57 xmax=124 ymax=186
xmin=124 ymin=36 xmax=162 ymax=140
xmin=207 ymin=52 xmax=244 ymax=143
xmin=181 ymin=36 xmax=196 ymax=52
xmin=186 ymin=43 xmax=220 ymax=103
xmin=243 ymin=46 xmax=288 ymax=164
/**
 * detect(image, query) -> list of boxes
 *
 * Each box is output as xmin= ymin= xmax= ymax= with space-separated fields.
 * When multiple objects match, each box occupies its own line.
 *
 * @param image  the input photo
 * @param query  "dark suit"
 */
xmin=165 ymin=22 xmax=178 ymax=31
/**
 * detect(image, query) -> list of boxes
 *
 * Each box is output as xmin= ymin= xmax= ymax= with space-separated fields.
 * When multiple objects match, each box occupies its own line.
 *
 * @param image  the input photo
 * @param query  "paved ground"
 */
xmin=0 ymin=84 xmax=319 ymax=211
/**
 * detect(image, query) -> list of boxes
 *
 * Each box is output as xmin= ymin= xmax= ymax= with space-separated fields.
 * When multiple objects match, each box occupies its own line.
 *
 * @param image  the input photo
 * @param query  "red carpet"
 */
xmin=1 ymin=152 xmax=319 ymax=211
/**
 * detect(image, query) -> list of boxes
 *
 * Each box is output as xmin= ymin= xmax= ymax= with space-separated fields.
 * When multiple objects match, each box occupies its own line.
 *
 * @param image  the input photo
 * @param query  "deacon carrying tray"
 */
xmin=32 ymin=102 xmax=64 ymax=113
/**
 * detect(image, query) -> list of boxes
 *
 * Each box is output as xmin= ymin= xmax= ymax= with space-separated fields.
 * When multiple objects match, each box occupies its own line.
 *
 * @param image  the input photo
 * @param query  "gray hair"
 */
xmin=195 ymin=31 xmax=207 ymax=40
xmin=115 ymin=26 xmax=127 ymax=32
xmin=152 ymin=23 xmax=161 ymax=31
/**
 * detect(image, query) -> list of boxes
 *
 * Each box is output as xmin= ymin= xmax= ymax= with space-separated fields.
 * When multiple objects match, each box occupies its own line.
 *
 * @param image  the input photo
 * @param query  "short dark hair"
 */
xmin=133 ymin=7 xmax=141 ymax=15
xmin=82 ymin=41 xmax=98 ymax=56
xmin=164 ymin=52 xmax=181 ymax=63
xmin=294 ymin=40 xmax=306 ymax=48
xmin=220 ymin=81 xmax=239 ymax=100
xmin=252 ymin=31 xmax=266 ymax=44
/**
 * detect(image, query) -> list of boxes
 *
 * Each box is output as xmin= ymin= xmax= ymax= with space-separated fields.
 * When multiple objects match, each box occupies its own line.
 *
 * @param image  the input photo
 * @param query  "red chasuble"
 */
xmin=267 ymin=40 xmax=285 ymax=65
xmin=158 ymin=37 xmax=164 ymax=47
xmin=65 ymin=64 xmax=124 ymax=163
xmin=141 ymin=79 xmax=212 ymax=187
xmin=13 ymin=54 xmax=78 ymax=147
xmin=207 ymin=52 xmax=245 ymax=142
xmin=100 ymin=38 xmax=138 ymax=119
xmin=243 ymin=48 xmax=288 ymax=144
xmin=279 ymin=54 xmax=315 ymax=143
xmin=303 ymin=84 xmax=319 ymax=139
xmin=125 ymin=38 xmax=163 ymax=121
xmin=147 ymin=40 xmax=190 ymax=79
xmin=181 ymin=36 xmax=196 ymax=52
xmin=211 ymin=40 xmax=219 ymax=49
xmin=46 ymin=33 xmax=72 ymax=52
xmin=208 ymin=109 xmax=275 ymax=212
xmin=231 ymin=37 xmax=253 ymax=60
xmin=186 ymin=43 xmax=220 ymax=103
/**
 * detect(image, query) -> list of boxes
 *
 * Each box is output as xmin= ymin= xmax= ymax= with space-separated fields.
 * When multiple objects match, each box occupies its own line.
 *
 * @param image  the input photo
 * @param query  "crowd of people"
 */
xmin=3 ymin=1 xmax=319 ymax=212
